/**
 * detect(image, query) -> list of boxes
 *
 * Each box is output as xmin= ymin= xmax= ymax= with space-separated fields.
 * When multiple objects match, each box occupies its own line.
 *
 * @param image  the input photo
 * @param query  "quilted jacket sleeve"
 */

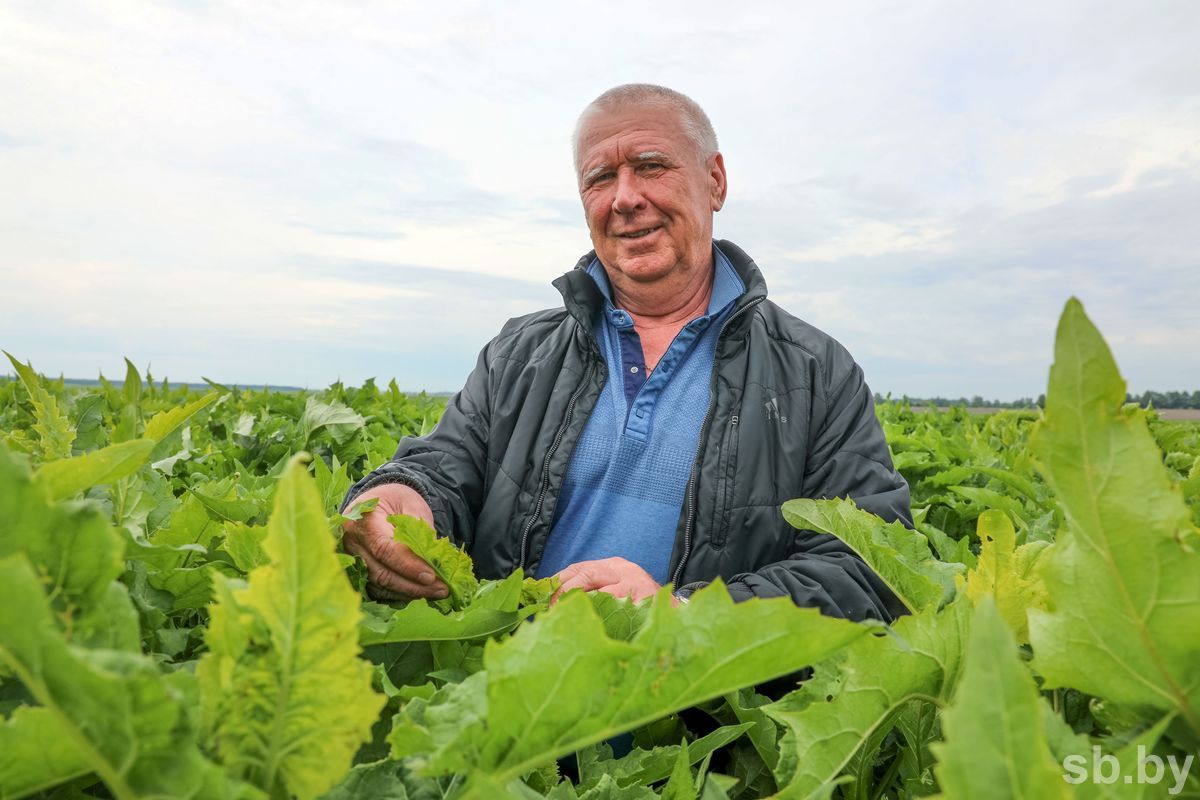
xmin=339 ymin=342 xmax=493 ymax=549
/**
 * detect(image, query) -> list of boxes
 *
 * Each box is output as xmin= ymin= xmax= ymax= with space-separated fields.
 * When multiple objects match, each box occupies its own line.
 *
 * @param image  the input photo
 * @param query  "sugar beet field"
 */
xmin=1 ymin=299 xmax=1197 ymax=800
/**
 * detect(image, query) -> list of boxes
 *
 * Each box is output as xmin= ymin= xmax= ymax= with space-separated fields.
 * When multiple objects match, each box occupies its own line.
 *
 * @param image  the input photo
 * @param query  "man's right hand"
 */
xmin=341 ymin=483 xmax=449 ymax=602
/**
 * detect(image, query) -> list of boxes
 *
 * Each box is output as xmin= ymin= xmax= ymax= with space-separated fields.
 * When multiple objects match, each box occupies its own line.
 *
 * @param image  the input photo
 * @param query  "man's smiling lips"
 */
xmin=614 ymin=225 xmax=662 ymax=240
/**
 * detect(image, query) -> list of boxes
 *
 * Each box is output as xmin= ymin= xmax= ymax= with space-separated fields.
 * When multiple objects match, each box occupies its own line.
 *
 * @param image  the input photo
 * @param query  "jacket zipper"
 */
xmin=713 ymin=414 xmax=739 ymax=549
xmin=671 ymin=296 xmax=764 ymax=588
xmin=518 ymin=357 xmax=598 ymax=571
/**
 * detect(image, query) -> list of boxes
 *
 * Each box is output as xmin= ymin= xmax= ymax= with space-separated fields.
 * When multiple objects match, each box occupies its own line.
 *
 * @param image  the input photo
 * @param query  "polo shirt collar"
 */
xmin=584 ymin=243 xmax=746 ymax=322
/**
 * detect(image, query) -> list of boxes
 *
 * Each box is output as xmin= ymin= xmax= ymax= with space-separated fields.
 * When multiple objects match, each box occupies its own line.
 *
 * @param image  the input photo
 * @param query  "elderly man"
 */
xmin=342 ymin=84 xmax=909 ymax=622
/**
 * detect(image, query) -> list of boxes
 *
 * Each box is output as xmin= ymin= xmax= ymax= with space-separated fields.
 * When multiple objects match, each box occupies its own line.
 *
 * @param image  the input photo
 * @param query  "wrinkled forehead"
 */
xmin=575 ymin=102 xmax=695 ymax=166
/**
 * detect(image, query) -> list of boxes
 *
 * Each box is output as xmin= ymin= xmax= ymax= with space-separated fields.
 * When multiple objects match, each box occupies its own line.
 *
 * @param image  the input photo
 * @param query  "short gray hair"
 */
xmin=572 ymin=83 xmax=719 ymax=172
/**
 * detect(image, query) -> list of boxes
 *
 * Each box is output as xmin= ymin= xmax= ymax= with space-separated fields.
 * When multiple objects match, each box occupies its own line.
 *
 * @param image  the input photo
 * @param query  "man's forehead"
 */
xmin=577 ymin=124 xmax=690 ymax=171
xmin=579 ymin=104 xmax=688 ymax=150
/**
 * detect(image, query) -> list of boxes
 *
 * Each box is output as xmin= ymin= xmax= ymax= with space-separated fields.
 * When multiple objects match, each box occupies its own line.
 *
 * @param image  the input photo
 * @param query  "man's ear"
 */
xmin=709 ymin=152 xmax=728 ymax=212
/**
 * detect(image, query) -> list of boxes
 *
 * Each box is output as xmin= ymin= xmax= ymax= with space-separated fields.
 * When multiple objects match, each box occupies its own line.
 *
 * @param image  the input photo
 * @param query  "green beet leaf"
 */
xmin=357 ymin=568 xmax=549 ymax=642
xmin=0 ymin=555 xmax=230 ymax=799
xmin=3 ymin=352 xmax=75 ymax=462
xmin=586 ymin=590 xmax=651 ymax=641
xmin=197 ymin=455 xmax=384 ymax=799
xmin=891 ymin=700 xmax=940 ymax=797
xmin=722 ymin=689 xmax=779 ymax=772
xmin=312 ymin=452 xmax=353 ymax=516
xmin=0 ymin=445 xmax=134 ymax=647
xmin=221 ymin=521 xmax=270 ymax=573
xmin=947 ymin=484 xmax=1030 ymax=529
xmin=931 ymin=598 xmax=1068 ymax=799
xmin=300 ymin=396 xmax=365 ymax=446
xmin=317 ymin=758 xmax=464 ymax=799
xmin=360 ymin=570 xmax=534 ymax=644
xmin=764 ymin=597 xmax=971 ymax=800
xmin=121 ymin=357 xmax=142 ymax=407
xmin=0 ymin=705 xmax=91 ymax=799
xmin=573 ymin=774 xmax=657 ymax=800
xmin=577 ymin=723 xmax=752 ymax=792
xmin=390 ymin=514 xmax=480 ymax=610
xmin=318 ymin=760 xmax=409 ymax=800
xmin=781 ymin=498 xmax=961 ymax=613
xmin=1043 ymin=710 xmax=1182 ymax=799
xmin=144 ymin=391 xmax=219 ymax=442
xmin=191 ymin=485 xmax=263 ymax=524
xmin=660 ymin=739 xmax=697 ymax=800
xmin=33 ymin=439 xmax=156 ymax=501
xmin=401 ymin=583 xmax=869 ymax=796
xmin=965 ymin=509 xmax=1049 ymax=644
xmin=1028 ymin=299 xmax=1200 ymax=733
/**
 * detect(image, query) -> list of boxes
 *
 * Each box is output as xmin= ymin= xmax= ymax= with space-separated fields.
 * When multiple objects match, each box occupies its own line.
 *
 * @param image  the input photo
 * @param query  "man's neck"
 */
xmin=622 ymin=276 xmax=712 ymax=335
xmin=609 ymin=255 xmax=715 ymax=332
xmin=608 ymin=256 xmax=715 ymax=372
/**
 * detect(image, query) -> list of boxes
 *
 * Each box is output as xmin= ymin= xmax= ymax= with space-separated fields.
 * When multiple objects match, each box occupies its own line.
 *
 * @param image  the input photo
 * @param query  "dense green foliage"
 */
xmin=1 ymin=300 xmax=1198 ymax=799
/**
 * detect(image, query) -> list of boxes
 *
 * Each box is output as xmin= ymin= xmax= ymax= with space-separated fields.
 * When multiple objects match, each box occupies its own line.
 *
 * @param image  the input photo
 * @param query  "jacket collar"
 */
xmin=552 ymin=239 xmax=769 ymax=331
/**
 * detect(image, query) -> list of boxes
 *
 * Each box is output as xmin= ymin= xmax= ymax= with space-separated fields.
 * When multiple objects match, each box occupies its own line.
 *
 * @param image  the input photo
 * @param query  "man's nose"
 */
xmin=611 ymin=169 xmax=645 ymax=214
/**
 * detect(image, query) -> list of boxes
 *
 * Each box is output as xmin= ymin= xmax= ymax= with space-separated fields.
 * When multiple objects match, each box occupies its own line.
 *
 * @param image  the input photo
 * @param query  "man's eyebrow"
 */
xmin=632 ymin=150 xmax=671 ymax=163
xmin=581 ymin=164 xmax=611 ymax=185
xmin=580 ymin=151 xmax=674 ymax=185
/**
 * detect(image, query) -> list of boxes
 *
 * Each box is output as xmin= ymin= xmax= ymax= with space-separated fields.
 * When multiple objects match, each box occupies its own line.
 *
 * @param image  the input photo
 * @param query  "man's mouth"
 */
xmin=616 ymin=226 xmax=661 ymax=240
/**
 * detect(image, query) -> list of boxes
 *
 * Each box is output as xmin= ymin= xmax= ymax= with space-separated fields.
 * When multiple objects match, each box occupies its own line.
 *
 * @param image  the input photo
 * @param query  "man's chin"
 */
xmin=610 ymin=255 xmax=677 ymax=284
xmin=596 ymin=243 xmax=675 ymax=278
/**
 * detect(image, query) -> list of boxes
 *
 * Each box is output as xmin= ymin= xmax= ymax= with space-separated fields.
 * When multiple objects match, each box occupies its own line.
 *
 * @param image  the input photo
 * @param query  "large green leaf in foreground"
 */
xmin=0 ymin=446 xmax=126 ymax=626
xmin=0 ymin=445 xmax=139 ymax=653
xmin=1028 ymin=299 xmax=1200 ymax=732
xmin=0 ymin=556 xmax=226 ymax=800
xmin=198 ymin=455 xmax=384 ymax=799
xmin=0 ymin=706 xmax=91 ymax=799
xmin=932 ymin=598 xmax=1067 ymax=799
xmin=395 ymin=584 xmax=870 ymax=796
xmin=764 ymin=597 xmax=971 ymax=800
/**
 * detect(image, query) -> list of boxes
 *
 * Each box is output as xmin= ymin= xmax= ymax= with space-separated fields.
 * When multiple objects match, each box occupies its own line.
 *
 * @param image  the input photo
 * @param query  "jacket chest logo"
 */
xmin=763 ymin=396 xmax=788 ymax=424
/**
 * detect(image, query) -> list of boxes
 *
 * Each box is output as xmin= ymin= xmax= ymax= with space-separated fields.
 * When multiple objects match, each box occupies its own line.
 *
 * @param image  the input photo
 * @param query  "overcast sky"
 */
xmin=2 ymin=1 xmax=1197 ymax=399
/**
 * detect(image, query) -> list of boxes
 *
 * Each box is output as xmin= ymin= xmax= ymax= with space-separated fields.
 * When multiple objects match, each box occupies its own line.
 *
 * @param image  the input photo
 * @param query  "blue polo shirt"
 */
xmin=536 ymin=244 xmax=746 ymax=584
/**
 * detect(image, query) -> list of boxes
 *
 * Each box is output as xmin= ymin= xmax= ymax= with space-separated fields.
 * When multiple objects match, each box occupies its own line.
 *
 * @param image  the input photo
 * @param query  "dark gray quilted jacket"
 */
xmin=344 ymin=240 xmax=910 ymax=622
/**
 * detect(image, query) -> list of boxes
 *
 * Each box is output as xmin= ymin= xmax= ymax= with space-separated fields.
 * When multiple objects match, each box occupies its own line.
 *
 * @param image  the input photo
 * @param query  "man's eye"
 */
xmin=587 ymin=172 xmax=615 ymax=187
xmin=638 ymin=163 xmax=664 ymax=172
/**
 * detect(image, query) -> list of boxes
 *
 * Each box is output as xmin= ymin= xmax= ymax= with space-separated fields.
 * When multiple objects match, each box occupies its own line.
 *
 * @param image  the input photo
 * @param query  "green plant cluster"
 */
xmin=1 ymin=299 xmax=1198 ymax=799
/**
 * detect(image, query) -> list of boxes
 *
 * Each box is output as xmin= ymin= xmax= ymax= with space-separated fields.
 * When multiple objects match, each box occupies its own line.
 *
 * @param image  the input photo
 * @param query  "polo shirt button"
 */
xmin=630 ymin=366 xmax=638 ymax=373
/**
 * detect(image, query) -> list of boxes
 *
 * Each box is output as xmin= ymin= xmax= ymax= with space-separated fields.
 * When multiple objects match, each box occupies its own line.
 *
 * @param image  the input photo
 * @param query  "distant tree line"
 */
xmin=1123 ymin=390 xmax=1200 ymax=409
xmin=875 ymin=390 xmax=1200 ymax=410
xmin=874 ymin=394 xmax=1042 ymax=409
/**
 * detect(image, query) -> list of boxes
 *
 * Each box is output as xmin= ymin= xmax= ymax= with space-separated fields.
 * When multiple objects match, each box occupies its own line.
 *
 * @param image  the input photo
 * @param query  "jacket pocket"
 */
xmin=712 ymin=414 xmax=740 ymax=549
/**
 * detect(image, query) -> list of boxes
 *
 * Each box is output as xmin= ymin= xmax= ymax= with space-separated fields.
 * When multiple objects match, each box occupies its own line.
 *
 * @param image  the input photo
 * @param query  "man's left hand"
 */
xmin=552 ymin=557 xmax=679 ymax=605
